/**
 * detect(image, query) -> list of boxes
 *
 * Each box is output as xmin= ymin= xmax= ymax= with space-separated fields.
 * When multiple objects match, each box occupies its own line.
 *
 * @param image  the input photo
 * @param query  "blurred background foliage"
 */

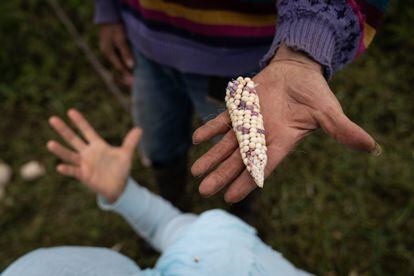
xmin=0 ymin=0 xmax=413 ymax=275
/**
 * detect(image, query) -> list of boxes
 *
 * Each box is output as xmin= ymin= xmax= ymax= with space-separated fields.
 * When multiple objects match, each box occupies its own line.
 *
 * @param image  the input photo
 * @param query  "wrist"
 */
xmin=105 ymin=178 xmax=128 ymax=204
xmin=271 ymin=43 xmax=322 ymax=73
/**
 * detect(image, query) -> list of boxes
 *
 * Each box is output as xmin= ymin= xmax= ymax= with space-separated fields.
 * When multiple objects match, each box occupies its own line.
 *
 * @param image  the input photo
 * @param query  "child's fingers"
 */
xmin=56 ymin=164 xmax=81 ymax=179
xmin=122 ymin=127 xmax=142 ymax=154
xmin=47 ymin=140 xmax=80 ymax=165
xmin=49 ymin=116 xmax=86 ymax=151
xmin=67 ymin=109 xmax=101 ymax=142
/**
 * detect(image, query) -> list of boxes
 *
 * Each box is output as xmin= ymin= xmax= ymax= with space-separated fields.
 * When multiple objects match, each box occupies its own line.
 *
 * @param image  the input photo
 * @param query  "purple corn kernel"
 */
xmin=241 ymin=127 xmax=250 ymax=134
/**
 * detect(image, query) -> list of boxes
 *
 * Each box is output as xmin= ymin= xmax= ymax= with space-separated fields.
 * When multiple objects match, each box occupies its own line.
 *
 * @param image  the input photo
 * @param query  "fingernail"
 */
xmin=192 ymin=137 xmax=199 ymax=145
xmin=370 ymin=142 xmax=382 ymax=156
xmin=126 ymin=59 xmax=134 ymax=68
xmin=192 ymin=132 xmax=199 ymax=144
xmin=48 ymin=116 xmax=57 ymax=124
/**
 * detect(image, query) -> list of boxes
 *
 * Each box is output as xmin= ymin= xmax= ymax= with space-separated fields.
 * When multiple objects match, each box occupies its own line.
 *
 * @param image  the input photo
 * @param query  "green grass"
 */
xmin=0 ymin=1 xmax=413 ymax=275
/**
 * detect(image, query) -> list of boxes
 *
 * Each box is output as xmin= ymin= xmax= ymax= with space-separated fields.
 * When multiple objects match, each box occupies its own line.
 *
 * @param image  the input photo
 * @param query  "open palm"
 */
xmin=47 ymin=109 xmax=141 ymax=202
xmin=191 ymin=45 xmax=379 ymax=203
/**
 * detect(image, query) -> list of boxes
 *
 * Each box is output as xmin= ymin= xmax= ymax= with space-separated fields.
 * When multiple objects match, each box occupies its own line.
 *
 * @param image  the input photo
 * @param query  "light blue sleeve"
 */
xmin=1 ymin=246 xmax=147 ymax=276
xmin=154 ymin=210 xmax=312 ymax=276
xmin=97 ymin=178 xmax=197 ymax=252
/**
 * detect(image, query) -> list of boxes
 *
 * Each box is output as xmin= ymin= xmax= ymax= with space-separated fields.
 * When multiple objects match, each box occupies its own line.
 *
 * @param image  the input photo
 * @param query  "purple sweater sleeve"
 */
xmin=261 ymin=0 xmax=362 ymax=79
xmin=94 ymin=0 xmax=121 ymax=24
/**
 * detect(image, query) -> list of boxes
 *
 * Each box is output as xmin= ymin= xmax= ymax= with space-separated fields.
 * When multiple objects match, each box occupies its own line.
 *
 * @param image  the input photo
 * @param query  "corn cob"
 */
xmin=225 ymin=77 xmax=267 ymax=188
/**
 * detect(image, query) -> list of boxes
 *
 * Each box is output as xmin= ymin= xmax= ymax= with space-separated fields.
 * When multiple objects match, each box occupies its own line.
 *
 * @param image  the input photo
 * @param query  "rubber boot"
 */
xmin=152 ymin=155 xmax=190 ymax=211
xmin=228 ymin=189 xmax=259 ymax=227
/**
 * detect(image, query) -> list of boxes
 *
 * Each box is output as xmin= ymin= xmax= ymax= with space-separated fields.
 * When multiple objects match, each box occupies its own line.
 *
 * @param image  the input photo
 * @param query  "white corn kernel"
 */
xmin=225 ymin=77 xmax=267 ymax=188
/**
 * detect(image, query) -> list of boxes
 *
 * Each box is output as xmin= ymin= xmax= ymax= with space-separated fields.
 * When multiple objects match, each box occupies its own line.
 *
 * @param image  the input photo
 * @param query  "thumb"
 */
xmin=316 ymin=107 xmax=381 ymax=156
xmin=122 ymin=127 xmax=142 ymax=154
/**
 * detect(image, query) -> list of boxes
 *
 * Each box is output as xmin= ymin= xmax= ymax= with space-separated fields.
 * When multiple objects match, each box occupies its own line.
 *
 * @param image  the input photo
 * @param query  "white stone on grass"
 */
xmin=0 ymin=163 xmax=12 ymax=187
xmin=20 ymin=161 xmax=45 ymax=181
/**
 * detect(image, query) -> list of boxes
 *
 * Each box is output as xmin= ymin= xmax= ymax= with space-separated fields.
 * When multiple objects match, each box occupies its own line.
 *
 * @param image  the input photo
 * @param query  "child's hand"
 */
xmin=47 ymin=109 xmax=142 ymax=203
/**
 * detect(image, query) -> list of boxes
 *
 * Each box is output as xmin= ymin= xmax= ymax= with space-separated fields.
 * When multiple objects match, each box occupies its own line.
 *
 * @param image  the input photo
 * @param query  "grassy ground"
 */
xmin=0 ymin=1 xmax=413 ymax=275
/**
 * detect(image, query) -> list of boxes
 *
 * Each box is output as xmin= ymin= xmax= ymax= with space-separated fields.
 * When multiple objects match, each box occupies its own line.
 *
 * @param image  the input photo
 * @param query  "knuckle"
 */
xmin=319 ymin=104 xmax=339 ymax=117
xmin=222 ymin=133 xmax=236 ymax=147
xmin=69 ymin=153 xmax=77 ymax=163
xmin=203 ymin=149 xmax=216 ymax=162
xmin=211 ymin=169 xmax=229 ymax=185
xmin=330 ymin=131 xmax=341 ymax=142
xmin=205 ymin=118 xmax=219 ymax=129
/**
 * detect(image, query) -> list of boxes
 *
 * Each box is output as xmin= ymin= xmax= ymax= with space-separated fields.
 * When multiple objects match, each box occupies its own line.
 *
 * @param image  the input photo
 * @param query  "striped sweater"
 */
xmin=94 ymin=0 xmax=388 ymax=78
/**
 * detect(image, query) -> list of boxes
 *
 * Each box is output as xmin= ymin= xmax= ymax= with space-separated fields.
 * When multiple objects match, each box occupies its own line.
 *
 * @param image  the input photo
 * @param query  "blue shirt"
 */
xmin=3 ymin=179 xmax=310 ymax=276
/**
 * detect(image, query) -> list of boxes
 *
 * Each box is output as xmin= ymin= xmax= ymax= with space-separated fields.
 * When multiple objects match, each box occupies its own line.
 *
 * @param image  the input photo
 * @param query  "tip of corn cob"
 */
xmin=225 ymin=76 xmax=267 ymax=188
xmin=249 ymin=158 xmax=265 ymax=188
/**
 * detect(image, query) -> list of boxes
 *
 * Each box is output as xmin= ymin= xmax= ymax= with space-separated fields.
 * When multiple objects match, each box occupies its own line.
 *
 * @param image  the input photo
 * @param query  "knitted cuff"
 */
xmin=261 ymin=15 xmax=337 ymax=79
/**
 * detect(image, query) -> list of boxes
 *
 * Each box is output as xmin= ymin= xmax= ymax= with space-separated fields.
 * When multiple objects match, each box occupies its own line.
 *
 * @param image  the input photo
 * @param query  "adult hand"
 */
xmin=47 ymin=109 xmax=142 ymax=203
xmin=99 ymin=23 xmax=134 ymax=86
xmin=191 ymin=44 xmax=380 ymax=203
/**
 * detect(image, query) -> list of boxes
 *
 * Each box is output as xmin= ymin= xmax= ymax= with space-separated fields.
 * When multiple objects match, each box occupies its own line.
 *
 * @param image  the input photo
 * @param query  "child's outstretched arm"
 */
xmin=47 ymin=108 xmax=140 ymax=203
xmin=98 ymin=178 xmax=196 ymax=251
xmin=47 ymin=109 xmax=196 ymax=251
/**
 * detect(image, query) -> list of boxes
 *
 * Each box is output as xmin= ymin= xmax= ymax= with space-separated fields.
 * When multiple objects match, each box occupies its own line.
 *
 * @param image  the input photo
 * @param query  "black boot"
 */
xmin=228 ymin=190 xmax=259 ymax=227
xmin=152 ymin=155 xmax=190 ymax=211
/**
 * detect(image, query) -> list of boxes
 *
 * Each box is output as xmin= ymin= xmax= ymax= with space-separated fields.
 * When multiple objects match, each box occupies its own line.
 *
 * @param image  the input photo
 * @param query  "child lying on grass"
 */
xmin=2 ymin=109 xmax=309 ymax=276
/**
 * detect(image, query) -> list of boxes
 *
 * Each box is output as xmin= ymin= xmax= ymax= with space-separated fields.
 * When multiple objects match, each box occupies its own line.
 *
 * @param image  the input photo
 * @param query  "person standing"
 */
xmin=94 ymin=0 xmax=388 ymax=205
